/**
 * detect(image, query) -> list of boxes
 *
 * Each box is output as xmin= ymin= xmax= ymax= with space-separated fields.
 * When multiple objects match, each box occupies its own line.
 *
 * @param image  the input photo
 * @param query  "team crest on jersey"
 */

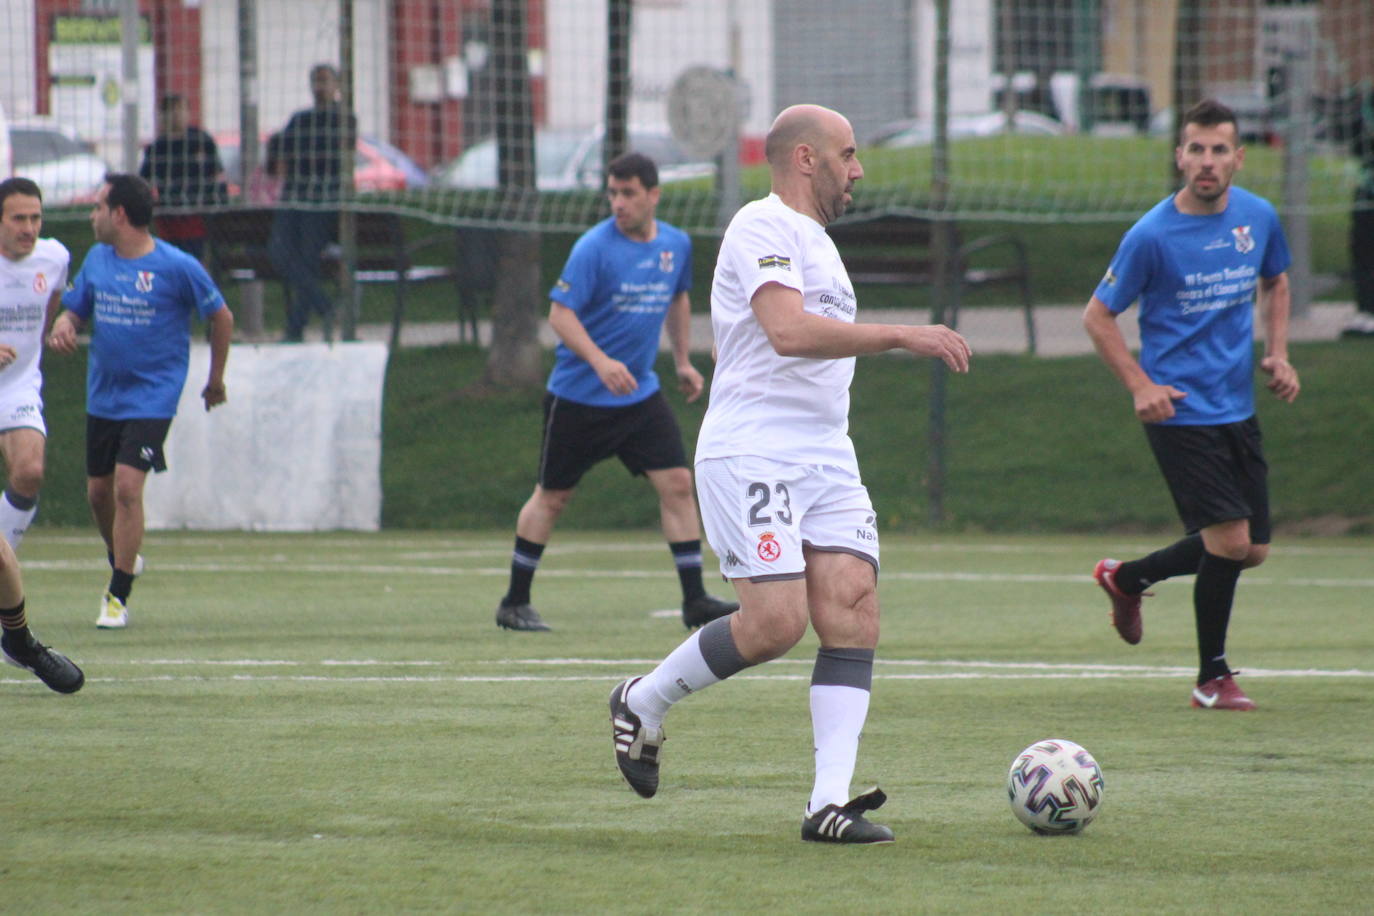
xmin=554 ymin=279 xmax=571 ymax=293
xmin=1102 ymin=267 xmax=1116 ymax=286
xmin=1231 ymin=225 xmax=1254 ymax=254
xmin=757 ymin=254 xmax=791 ymax=271
xmin=33 ymin=272 xmax=47 ymax=294
xmin=756 ymin=531 xmax=781 ymax=562
xmin=659 ymin=250 xmax=674 ymax=273
xmin=135 ymin=270 xmax=156 ymax=293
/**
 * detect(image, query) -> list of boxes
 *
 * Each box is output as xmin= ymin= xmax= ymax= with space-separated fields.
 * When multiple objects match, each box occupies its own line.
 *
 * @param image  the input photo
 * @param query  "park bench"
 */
xmin=205 ymin=208 xmax=474 ymax=347
xmin=827 ymin=213 xmax=1036 ymax=353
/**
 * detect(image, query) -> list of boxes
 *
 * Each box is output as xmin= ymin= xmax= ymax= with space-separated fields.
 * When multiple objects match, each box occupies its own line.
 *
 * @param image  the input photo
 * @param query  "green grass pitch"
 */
xmin=4 ymin=530 xmax=1370 ymax=913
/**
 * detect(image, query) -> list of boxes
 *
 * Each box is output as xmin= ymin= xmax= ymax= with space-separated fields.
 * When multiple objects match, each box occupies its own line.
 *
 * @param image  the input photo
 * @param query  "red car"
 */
xmin=215 ymin=133 xmax=428 ymax=201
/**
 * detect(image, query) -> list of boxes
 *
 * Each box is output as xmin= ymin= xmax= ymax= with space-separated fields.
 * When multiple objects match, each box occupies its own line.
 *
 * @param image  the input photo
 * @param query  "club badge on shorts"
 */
xmin=757 ymin=531 xmax=781 ymax=562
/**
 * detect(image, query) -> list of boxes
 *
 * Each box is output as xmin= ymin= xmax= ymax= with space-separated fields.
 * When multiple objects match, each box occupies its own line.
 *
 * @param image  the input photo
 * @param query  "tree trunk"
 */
xmin=481 ymin=0 xmax=542 ymax=390
xmin=482 ymin=229 xmax=544 ymax=389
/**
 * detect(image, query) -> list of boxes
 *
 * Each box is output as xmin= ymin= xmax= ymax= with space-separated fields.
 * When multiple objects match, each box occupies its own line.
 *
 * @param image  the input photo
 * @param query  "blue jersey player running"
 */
xmin=49 ymin=173 xmax=233 ymax=629
xmin=1082 ymin=99 xmax=1301 ymax=711
xmin=494 ymin=152 xmax=737 ymax=632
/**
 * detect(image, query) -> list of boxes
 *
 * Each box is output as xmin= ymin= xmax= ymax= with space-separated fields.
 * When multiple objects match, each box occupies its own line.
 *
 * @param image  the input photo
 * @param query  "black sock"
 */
xmin=1194 ymin=551 xmax=1244 ymax=684
xmin=3 ymin=489 xmax=36 ymax=511
xmin=109 ymin=570 xmax=135 ymax=603
xmin=1116 ymin=534 xmax=1205 ymax=594
xmin=504 ymin=536 xmax=544 ymax=605
xmin=0 ymin=599 xmax=28 ymax=642
xmin=669 ymin=540 xmax=706 ymax=601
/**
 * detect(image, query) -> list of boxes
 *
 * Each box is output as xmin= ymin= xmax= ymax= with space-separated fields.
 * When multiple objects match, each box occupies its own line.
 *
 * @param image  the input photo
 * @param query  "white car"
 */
xmin=7 ymin=119 xmax=111 ymax=206
xmin=433 ymin=127 xmax=714 ymax=190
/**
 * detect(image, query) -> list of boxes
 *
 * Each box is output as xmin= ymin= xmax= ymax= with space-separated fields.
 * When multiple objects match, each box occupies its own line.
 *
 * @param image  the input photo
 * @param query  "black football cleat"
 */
xmin=609 ymin=677 xmax=663 ymax=798
xmin=495 ymin=600 xmax=552 ymax=632
xmin=801 ymin=787 xmax=894 ymax=844
xmin=2 ymin=631 xmax=85 ymax=694
xmin=681 ymin=593 xmax=738 ymax=629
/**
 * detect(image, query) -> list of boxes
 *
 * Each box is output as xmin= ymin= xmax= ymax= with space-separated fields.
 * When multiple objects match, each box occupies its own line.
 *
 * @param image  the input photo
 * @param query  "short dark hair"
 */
xmin=0 ymin=177 xmax=43 ymax=213
xmin=1181 ymin=98 xmax=1239 ymax=139
xmin=158 ymin=92 xmax=184 ymax=114
xmin=104 ymin=172 xmax=156 ymax=227
xmin=607 ymin=152 xmax=659 ymax=190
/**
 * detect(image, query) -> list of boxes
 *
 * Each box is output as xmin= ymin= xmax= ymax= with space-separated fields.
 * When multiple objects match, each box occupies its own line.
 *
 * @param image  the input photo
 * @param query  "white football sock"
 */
xmin=0 ymin=491 xmax=37 ymax=550
xmin=808 ymin=684 xmax=871 ymax=812
xmin=628 ymin=629 xmax=721 ymax=728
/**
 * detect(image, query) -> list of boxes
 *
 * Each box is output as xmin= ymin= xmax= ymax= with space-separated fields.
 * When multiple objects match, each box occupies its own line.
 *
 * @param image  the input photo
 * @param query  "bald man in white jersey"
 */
xmin=608 ymin=104 xmax=971 ymax=843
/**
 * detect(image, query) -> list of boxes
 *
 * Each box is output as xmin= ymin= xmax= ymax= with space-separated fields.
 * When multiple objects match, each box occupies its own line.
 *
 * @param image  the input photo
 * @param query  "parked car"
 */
xmin=432 ymin=126 xmax=715 ymax=190
xmin=6 ymin=118 xmax=111 ymax=206
xmin=216 ymin=133 xmax=428 ymax=200
xmin=868 ymin=110 xmax=1066 ymax=148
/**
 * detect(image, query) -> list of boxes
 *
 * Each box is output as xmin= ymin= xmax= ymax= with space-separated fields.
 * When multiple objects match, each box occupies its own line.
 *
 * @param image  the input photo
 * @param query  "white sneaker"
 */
xmin=96 ymin=591 xmax=128 ymax=629
xmin=1341 ymin=312 xmax=1374 ymax=337
xmin=132 ymin=553 xmax=145 ymax=576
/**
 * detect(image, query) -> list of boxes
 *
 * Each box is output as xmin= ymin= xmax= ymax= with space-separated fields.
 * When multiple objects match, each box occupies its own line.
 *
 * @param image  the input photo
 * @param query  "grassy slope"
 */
xmin=34 ymin=336 xmax=1374 ymax=534
xmin=380 ymin=340 xmax=1374 ymax=534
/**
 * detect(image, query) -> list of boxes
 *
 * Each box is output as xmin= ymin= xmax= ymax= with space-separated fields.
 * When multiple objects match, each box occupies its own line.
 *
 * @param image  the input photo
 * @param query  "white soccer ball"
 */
xmin=1007 ymin=738 xmax=1104 ymax=835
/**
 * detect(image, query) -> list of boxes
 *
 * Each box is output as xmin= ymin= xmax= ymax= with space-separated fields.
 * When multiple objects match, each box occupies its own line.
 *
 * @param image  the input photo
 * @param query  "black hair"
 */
xmin=103 ymin=172 xmax=156 ymax=227
xmin=0 ymin=177 xmax=43 ymax=213
xmin=1181 ymin=98 xmax=1239 ymax=138
xmin=607 ymin=151 xmax=659 ymax=190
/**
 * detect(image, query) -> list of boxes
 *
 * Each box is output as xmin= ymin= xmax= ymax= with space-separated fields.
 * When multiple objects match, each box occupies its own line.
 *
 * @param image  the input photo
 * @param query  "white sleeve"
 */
xmin=726 ymin=210 xmax=806 ymax=303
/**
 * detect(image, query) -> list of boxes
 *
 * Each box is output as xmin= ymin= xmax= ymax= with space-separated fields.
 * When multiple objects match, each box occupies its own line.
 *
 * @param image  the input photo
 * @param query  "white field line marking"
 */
xmin=7 ymin=670 xmax=1373 ymax=686
xmin=8 ymin=656 xmax=1371 ymax=688
xmin=32 ymin=534 xmax=1372 ymax=558
xmin=19 ymin=559 xmax=1374 ymax=589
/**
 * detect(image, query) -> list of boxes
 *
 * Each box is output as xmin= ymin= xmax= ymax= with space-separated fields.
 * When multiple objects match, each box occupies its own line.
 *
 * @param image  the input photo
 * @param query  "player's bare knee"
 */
xmin=535 ymin=487 xmax=574 ymax=515
xmin=735 ymin=602 xmax=807 ymax=661
xmin=8 ymin=463 xmax=43 ymax=497
xmin=1243 ymin=544 xmax=1269 ymax=568
xmin=653 ymin=467 xmax=694 ymax=503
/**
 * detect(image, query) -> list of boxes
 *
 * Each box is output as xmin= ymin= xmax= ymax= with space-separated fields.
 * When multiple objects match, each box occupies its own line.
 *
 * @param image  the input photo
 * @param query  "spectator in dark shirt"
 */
xmin=138 ymin=93 xmax=224 ymax=260
xmin=267 ymin=64 xmax=358 ymax=342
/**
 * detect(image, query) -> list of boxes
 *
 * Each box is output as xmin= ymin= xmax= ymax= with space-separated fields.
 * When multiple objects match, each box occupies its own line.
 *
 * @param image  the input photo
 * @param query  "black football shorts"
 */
xmin=537 ymin=390 xmax=688 ymax=490
xmin=1144 ymin=415 xmax=1271 ymax=544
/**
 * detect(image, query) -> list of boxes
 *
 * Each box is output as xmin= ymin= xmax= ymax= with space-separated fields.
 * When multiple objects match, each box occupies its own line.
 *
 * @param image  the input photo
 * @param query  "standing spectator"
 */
xmin=496 ymin=152 xmax=737 ymax=633
xmin=268 ymin=64 xmax=357 ymax=342
xmin=48 ymin=174 xmax=234 ymax=629
xmin=1083 ymin=99 xmax=1300 ymax=710
xmin=608 ymin=106 xmax=971 ymax=843
xmin=138 ymin=93 xmax=224 ymax=260
xmin=1343 ymin=82 xmax=1374 ymax=338
xmin=0 ymin=178 xmax=66 ymax=550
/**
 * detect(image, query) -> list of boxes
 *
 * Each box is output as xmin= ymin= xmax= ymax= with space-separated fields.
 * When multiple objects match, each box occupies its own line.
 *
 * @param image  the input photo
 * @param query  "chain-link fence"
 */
xmin=5 ymin=0 xmax=1371 ymax=229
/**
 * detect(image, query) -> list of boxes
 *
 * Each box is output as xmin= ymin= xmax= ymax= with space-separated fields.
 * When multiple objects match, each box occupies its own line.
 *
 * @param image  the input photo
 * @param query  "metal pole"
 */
xmin=119 ymin=0 xmax=140 ymax=172
xmin=236 ymin=0 xmax=265 ymax=338
xmin=339 ymin=0 xmax=358 ymax=342
xmin=927 ymin=0 xmax=953 ymax=526
xmin=1278 ymin=12 xmax=1317 ymax=318
xmin=716 ymin=2 xmax=742 ymax=229
xmin=237 ymin=0 xmax=260 ymax=195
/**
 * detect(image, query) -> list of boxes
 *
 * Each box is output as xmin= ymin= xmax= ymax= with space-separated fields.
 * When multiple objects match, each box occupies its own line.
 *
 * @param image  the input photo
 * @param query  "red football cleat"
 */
xmin=1191 ymin=673 xmax=1257 ymax=711
xmin=1093 ymin=558 xmax=1148 ymax=645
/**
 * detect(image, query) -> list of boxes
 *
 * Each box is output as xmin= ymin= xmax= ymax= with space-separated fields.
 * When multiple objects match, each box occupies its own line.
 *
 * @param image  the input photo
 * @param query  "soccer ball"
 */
xmin=1007 ymin=738 xmax=1104 ymax=835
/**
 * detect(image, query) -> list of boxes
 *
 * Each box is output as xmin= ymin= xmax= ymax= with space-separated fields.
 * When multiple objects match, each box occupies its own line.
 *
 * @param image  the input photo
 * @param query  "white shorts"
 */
xmin=0 ymin=389 xmax=45 ymax=436
xmin=695 ymin=455 xmax=879 ymax=582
